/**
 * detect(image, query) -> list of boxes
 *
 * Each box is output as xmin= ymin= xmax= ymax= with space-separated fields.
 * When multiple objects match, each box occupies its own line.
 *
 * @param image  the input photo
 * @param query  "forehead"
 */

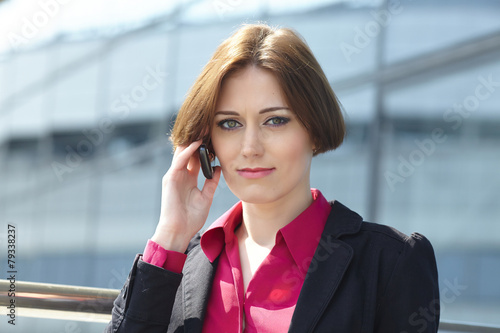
xmin=216 ymin=66 xmax=287 ymax=110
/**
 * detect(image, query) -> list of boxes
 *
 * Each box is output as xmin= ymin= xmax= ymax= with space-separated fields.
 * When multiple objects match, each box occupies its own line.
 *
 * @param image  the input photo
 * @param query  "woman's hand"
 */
xmin=151 ymin=140 xmax=221 ymax=253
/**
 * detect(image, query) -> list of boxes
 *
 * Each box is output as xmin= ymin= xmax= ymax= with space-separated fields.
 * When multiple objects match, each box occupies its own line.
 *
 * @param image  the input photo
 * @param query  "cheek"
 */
xmin=280 ymin=131 xmax=312 ymax=159
xmin=288 ymin=147 xmax=311 ymax=169
xmin=210 ymin=132 xmax=222 ymax=157
xmin=212 ymin=136 xmax=233 ymax=167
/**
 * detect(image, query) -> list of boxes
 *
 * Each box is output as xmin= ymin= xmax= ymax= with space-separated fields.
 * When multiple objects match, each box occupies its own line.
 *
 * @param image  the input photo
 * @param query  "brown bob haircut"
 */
xmin=170 ymin=23 xmax=345 ymax=157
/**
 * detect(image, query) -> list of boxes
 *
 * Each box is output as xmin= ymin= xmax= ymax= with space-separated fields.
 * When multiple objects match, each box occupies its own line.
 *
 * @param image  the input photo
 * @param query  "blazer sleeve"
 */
xmin=375 ymin=233 xmax=440 ymax=332
xmin=104 ymin=254 xmax=183 ymax=333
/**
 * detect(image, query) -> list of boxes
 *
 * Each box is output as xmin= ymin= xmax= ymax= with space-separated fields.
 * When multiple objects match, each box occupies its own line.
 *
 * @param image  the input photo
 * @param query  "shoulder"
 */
xmin=328 ymin=201 xmax=436 ymax=264
xmin=358 ymin=222 xmax=437 ymax=276
xmin=360 ymin=221 xmax=434 ymax=253
xmin=328 ymin=201 xmax=439 ymax=295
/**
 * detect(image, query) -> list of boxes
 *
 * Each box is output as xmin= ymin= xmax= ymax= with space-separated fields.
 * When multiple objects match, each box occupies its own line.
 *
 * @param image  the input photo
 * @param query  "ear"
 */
xmin=207 ymin=139 xmax=216 ymax=161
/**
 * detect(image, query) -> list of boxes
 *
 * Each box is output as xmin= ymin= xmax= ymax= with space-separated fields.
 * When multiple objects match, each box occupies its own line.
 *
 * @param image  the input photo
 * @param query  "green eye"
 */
xmin=265 ymin=117 xmax=290 ymax=126
xmin=217 ymin=119 xmax=241 ymax=130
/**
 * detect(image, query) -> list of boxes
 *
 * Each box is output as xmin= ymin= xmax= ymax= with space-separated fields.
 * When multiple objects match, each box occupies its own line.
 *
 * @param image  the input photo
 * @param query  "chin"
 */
xmin=228 ymin=184 xmax=280 ymax=205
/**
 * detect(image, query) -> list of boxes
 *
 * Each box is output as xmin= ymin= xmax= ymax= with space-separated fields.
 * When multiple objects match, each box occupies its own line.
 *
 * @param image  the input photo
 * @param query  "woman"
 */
xmin=106 ymin=24 xmax=440 ymax=332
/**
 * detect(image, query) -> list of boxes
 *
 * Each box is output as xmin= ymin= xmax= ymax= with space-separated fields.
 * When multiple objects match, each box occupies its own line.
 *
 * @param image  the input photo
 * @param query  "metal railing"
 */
xmin=1 ymin=280 xmax=500 ymax=331
xmin=0 ymin=280 xmax=117 ymax=323
xmin=440 ymin=321 xmax=500 ymax=333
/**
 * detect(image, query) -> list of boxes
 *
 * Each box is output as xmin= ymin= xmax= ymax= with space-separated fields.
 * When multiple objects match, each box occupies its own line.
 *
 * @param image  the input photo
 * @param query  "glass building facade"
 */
xmin=0 ymin=0 xmax=499 ymax=331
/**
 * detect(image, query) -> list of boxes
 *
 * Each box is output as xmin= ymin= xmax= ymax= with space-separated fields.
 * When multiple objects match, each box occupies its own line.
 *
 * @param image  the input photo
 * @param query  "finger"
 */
xmin=187 ymin=148 xmax=201 ymax=174
xmin=201 ymin=166 xmax=221 ymax=199
xmin=174 ymin=140 xmax=202 ymax=159
xmin=172 ymin=140 xmax=202 ymax=170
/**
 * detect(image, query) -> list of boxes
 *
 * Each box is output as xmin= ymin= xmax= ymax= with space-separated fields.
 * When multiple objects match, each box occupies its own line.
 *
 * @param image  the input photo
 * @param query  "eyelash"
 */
xmin=217 ymin=119 xmax=241 ymax=130
xmin=265 ymin=116 xmax=290 ymax=126
xmin=216 ymin=116 xmax=290 ymax=130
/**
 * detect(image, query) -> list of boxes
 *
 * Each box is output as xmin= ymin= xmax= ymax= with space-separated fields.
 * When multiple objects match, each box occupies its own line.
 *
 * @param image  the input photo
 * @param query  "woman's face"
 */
xmin=211 ymin=66 xmax=314 ymax=205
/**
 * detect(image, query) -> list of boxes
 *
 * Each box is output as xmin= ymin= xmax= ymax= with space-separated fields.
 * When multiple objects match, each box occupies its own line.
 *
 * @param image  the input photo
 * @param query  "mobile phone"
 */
xmin=198 ymin=144 xmax=213 ymax=179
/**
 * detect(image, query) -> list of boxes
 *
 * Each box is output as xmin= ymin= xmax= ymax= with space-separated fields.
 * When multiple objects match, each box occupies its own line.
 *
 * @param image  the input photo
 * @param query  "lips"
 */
xmin=237 ymin=167 xmax=275 ymax=179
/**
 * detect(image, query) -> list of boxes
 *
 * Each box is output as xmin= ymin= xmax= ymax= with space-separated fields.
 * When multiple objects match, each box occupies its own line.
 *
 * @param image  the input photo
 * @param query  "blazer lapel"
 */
xmin=289 ymin=201 xmax=362 ymax=333
xmin=180 ymin=243 xmax=218 ymax=333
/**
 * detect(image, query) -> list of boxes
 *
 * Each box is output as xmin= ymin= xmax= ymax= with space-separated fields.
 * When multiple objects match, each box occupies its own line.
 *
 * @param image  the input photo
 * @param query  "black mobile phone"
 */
xmin=198 ymin=144 xmax=213 ymax=179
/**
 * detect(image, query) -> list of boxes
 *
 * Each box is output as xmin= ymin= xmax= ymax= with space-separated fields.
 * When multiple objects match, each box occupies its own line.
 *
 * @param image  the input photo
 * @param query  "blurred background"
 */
xmin=0 ymin=0 xmax=499 ymax=331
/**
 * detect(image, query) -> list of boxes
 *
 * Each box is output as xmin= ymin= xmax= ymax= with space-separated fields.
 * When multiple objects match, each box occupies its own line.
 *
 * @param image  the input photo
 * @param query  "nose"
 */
xmin=240 ymin=125 xmax=264 ymax=158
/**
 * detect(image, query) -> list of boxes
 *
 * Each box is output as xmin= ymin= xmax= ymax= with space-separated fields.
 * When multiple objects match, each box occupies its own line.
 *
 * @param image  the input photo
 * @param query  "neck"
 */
xmin=239 ymin=188 xmax=313 ymax=247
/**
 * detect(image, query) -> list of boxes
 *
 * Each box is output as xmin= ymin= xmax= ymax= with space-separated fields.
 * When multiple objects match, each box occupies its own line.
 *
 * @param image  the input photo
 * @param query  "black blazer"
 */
xmin=106 ymin=201 xmax=440 ymax=332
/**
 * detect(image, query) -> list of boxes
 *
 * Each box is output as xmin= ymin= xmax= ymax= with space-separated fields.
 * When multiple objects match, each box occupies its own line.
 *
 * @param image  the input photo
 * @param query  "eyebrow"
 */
xmin=214 ymin=106 xmax=290 ymax=116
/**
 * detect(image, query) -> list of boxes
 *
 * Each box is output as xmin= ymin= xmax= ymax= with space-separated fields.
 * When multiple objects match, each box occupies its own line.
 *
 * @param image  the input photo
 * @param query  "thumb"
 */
xmin=201 ymin=166 xmax=221 ymax=200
